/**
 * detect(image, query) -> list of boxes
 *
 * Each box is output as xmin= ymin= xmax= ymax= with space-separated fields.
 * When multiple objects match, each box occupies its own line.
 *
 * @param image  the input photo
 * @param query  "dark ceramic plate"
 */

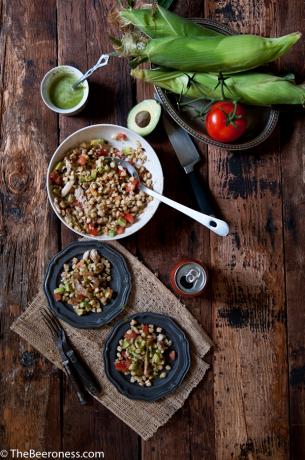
xmin=155 ymin=18 xmax=280 ymax=151
xmin=44 ymin=241 xmax=131 ymax=328
xmin=104 ymin=312 xmax=191 ymax=401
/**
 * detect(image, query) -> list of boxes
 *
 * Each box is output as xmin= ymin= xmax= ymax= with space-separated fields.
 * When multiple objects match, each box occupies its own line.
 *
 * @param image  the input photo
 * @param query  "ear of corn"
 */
xmin=119 ymin=5 xmax=221 ymax=38
xmin=120 ymin=32 xmax=301 ymax=73
xmin=131 ymin=68 xmax=305 ymax=106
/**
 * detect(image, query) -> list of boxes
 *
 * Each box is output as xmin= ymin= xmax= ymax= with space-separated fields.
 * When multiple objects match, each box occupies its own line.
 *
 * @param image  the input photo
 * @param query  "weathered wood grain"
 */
xmin=0 ymin=0 xmax=61 ymax=452
xmin=206 ymin=1 xmax=290 ymax=459
xmin=139 ymin=3 xmax=215 ymax=460
xmin=277 ymin=1 xmax=305 ymax=458
xmin=57 ymin=1 xmax=139 ymax=458
xmin=2 ymin=0 xmax=305 ymax=458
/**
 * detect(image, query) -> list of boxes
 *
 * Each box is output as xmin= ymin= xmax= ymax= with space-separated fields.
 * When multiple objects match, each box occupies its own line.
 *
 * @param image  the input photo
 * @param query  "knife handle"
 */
xmin=63 ymin=361 xmax=87 ymax=405
xmin=66 ymin=349 xmax=100 ymax=396
xmin=188 ymin=170 xmax=216 ymax=216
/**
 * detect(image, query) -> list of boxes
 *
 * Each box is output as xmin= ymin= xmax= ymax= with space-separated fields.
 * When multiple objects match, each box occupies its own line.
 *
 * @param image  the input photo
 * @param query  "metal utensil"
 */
xmin=41 ymin=310 xmax=87 ymax=405
xmin=107 ymin=157 xmax=229 ymax=237
xmin=72 ymin=54 xmax=109 ymax=89
xmin=162 ymin=112 xmax=218 ymax=216
xmin=42 ymin=309 xmax=101 ymax=400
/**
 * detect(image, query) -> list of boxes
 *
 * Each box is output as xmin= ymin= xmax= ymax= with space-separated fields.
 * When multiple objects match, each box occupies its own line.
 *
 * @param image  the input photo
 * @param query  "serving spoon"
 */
xmin=72 ymin=54 xmax=109 ymax=90
xmin=108 ymin=157 xmax=229 ymax=237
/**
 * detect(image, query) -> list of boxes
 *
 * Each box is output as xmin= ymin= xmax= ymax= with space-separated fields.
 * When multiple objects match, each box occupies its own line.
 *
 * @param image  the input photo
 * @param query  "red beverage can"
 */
xmin=170 ymin=259 xmax=208 ymax=297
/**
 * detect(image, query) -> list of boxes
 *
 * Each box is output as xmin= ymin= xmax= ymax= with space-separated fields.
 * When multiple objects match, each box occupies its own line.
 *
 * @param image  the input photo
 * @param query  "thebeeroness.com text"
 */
xmin=0 ymin=449 xmax=105 ymax=459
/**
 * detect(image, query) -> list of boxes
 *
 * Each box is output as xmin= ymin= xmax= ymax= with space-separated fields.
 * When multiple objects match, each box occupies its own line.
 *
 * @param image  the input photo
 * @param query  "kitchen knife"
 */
xmin=54 ymin=337 xmax=87 ymax=405
xmin=162 ymin=112 xmax=217 ymax=216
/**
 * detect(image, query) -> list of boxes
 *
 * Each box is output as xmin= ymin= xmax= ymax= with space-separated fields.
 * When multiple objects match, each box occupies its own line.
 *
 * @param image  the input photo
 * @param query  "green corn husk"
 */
xmin=131 ymin=68 xmax=305 ymax=106
xmin=119 ymin=32 xmax=301 ymax=73
xmin=119 ymin=5 xmax=221 ymax=38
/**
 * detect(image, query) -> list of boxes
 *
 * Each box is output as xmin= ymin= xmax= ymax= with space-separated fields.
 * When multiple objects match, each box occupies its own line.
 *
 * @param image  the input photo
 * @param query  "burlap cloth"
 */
xmin=11 ymin=241 xmax=212 ymax=440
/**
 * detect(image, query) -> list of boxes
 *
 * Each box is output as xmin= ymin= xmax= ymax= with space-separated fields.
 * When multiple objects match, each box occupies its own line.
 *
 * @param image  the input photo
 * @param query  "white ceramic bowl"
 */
xmin=47 ymin=124 xmax=164 ymax=240
xmin=40 ymin=65 xmax=89 ymax=116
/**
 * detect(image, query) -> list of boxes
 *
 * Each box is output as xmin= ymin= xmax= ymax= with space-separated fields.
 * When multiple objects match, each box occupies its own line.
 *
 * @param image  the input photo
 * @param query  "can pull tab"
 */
xmin=185 ymin=268 xmax=201 ymax=286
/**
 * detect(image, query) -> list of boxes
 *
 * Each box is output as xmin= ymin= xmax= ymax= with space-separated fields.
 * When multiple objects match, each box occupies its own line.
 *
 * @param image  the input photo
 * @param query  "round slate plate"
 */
xmin=155 ymin=18 xmax=279 ymax=151
xmin=104 ymin=312 xmax=191 ymax=401
xmin=44 ymin=241 xmax=131 ymax=328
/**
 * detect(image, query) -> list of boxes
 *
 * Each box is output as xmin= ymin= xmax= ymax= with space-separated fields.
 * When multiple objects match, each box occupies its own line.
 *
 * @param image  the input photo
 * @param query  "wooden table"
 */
xmin=1 ymin=1 xmax=305 ymax=459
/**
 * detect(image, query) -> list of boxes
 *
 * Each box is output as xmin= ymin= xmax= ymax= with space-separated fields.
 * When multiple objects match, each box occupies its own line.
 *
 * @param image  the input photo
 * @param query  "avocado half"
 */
xmin=127 ymin=99 xmax=161 ymax=136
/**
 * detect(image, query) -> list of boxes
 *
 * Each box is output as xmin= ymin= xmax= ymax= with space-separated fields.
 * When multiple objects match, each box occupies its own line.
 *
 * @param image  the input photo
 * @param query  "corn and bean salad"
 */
xmin=50 ymin=135 xmax=153 ymax=237
xmin=53 ymin=249 xmax=113 ymax=316
xmin=115 ymin=319 xmax=176 ymax=386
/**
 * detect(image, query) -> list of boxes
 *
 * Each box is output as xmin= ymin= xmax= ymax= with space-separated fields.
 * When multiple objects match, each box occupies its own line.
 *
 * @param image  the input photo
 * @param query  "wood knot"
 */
xmin=7 ymin=171 xmax=29 ymax=194
xmin=20 ymin=351 xmax=39 ymax=368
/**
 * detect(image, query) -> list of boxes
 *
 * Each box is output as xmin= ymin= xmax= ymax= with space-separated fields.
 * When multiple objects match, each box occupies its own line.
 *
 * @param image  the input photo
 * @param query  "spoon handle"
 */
xmin=141 ymin=185 xmax=229 ymax=237
xmin=72 ymin=54 xmax=109 ymax=89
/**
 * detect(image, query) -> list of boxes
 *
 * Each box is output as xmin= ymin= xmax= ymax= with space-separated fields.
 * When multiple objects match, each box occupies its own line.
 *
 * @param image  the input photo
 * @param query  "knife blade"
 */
xmin=162 ymin=113 xmax=217 ymax=216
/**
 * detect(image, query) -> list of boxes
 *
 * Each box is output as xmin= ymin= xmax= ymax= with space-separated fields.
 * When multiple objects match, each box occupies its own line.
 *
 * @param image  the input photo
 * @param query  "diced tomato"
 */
xmin=78 ymin=154 xmax=88 ymax=165
xmin=87 ymin=223 xmax=99 ymax=236
xmin=126 ymin=179 xmax=139 ymax=193
xmin=71 ymin=200 xmax=81 ymax=207
xmin=124 ymin=213 xmax=135 ymax=224
xmin=124 ymin=330 xmax=138 ymax=340
xmin=50 ymin=170 xmax=61 ymax=185
xmin=116 ymin=226 xmax=125 ymax=235
xmin=54 ymin=292 xmax=62 ymax=302
xmin=118 ymin=167 xmax=127 ymax=177
xmin=76 ymin=294 xmax=86 ymax=301
xmin=115 ymin=361 xmax=127 ymax=372
xmin=169 ymin=350 xmax=176 ymax=361
xmin=116 ymin=132 xmax=128 ymax=141
xmin=96 ymin=148 xmax=109 ymax=157
xmin=115 ymin=358 xmax=132 ymax=372
xmin=142 ymin=324 xmax=149 ymax=335
xmin=76 ymin=260 xmax=85 ymax=268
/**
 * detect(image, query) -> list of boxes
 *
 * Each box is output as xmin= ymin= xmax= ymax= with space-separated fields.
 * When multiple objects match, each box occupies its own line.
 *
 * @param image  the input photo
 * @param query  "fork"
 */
xmin=42 ymin=309 xmax=101 ymax=396
xmin=41 ymin=310 xmax=87 ymax=405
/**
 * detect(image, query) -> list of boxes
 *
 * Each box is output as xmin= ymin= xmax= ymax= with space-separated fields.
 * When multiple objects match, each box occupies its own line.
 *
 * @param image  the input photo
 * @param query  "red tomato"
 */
xmin=87 ymin=223 xmax=99 ymax=236
xmin=124 ymin=213 xmax=135 ymax=224
xmin=126 ymin=179 xmax=139 ymax=193
xmin=124 ymin=330 xmax=138 ymax=340
xmin=118 ymin=168 xmax=127 ymax=177
xmin=96 ymin=148 xmax=109 ymax=157
xmin=116 ymin=132 xmax=128 ymax=141
xmin=76 ymin=260 xmax=85 ymax=268
xmin=78 ymin=154 xmax=88 ymax=165
xmin=50 ymin=170 xmax=61 ymax=185
xmin=142 ymin=324 xmax=149 ymax=335
xmin=115 ymin=358 xmax=132 ymax=372
xmin=54 ymin=292 xmax=62 ymax=302
xmin=169 ymin=350 xmax=176 ymax=361
xmin=116 ymin=226 xmax=125 ymax=235
xmin=205 ymin=102 xmax=247 ymax=143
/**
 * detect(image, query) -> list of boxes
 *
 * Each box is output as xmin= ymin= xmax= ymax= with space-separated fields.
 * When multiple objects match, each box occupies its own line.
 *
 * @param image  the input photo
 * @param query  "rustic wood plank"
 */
xmin=0 ymin=0 xmax=61 ymax=452
xmin=277 ymin=1 xmax=305 ymax=458
xmin=205 ymin=1 xmax=290 ymax=458
xmin=57 ymin=1 xmax=139 ymax=458
xmin=138 ymin=3 xmax=215 ymax=459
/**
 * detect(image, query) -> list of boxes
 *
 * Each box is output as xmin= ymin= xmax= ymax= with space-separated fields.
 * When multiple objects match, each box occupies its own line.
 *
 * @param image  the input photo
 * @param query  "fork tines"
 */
xmin=41 ymin=309 xmax=62 ymax=338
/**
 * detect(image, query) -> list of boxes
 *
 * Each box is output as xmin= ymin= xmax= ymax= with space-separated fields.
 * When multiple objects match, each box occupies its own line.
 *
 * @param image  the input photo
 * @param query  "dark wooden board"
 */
xmin=1 ymin=0 xmax=305 ymax=459
xmin=57 ymin=1 xmax=138 ymax=459
xmin=277 ymin=1 xmax=305 ymax=459
xmin=0 ymin=0 xmax=61 ymax=452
